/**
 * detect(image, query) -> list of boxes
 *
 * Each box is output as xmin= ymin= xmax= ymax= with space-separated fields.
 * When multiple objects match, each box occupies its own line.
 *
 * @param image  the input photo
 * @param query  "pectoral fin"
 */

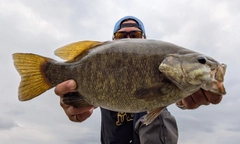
xmin=144 ymin=106 xmax=166 ymax=125
xmin=134 ymin=83 xmax=169 ymax=101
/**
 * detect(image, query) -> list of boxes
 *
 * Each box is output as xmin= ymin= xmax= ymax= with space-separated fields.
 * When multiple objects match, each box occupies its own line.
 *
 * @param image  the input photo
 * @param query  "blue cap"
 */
xmin=113 ymin=16 xmax=146 ymax=35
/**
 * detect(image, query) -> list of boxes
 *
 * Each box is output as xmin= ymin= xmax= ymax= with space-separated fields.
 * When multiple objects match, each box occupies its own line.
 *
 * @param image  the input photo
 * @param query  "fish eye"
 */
xmin=197 ymin=57 xmax=206 ymax=64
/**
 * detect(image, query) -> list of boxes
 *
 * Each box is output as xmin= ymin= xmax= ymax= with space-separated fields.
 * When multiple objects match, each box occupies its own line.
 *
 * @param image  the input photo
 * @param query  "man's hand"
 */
xmin=176 ymin=89 xmax=223 ymax=109
xmin=55 ymin=80 xmax=95 ymax=122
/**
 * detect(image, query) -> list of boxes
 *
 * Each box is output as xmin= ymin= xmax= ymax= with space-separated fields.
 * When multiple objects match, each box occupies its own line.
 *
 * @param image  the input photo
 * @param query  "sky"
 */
xmin=0 ymin=0 xmax=239 ymax=144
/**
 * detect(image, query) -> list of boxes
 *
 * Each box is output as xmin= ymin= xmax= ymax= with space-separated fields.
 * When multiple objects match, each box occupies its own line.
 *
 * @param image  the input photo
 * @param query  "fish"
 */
xmin=12 ymin=39 xmax=227 ymax=125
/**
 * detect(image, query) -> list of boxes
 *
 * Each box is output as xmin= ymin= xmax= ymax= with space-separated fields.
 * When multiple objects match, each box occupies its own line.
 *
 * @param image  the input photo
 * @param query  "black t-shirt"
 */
xmin=100 ymin=108 xmax=178 ymax=144
xmin=100 ymin=108 xmax=146 ymax=144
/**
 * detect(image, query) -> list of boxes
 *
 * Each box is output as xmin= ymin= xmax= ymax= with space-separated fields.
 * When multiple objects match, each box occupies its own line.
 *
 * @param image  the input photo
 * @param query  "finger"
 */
xmin=68 ymin=107 xmax=95 ymax=122
xmin=60 ymin=99 xmax=95 ymax=119
xmin=66 ymin=106 xmax=94 ymax=115
xmin=176 ymin=100 xmax=183 ymax=106
xmin=75 ymin=108 xmax=94 ymax=122
xmin=191 ymin=89 xmax=210 ymax=105
xmin=204 ymin=91 xmax=223 ymax=104
xmin=54 ymin=80 xmax=77 ymax=97
xmin=181 ymin=96 xmax=200 ymax=109
xmin=175 ymin=100 xmax=186 ymax=110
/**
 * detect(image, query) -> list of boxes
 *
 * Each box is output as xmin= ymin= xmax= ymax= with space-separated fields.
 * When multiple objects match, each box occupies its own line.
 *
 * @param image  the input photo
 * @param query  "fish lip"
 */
xmin=214 ymin=63 xmax=227 ymax=94
xmin=202 ymin=63 xmax=227 ymax=95
xmin=217 ymin=82 xmax=226 ymax=95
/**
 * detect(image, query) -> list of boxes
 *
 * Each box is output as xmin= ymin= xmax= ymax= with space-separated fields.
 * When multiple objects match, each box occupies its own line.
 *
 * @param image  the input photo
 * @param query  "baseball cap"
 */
xmin=113 ymin=16 xmax=146 ymax=36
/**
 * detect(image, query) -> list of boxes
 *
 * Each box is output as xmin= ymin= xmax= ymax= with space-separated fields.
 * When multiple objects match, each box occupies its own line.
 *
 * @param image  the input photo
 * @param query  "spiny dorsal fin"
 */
xmin=54 ymin=40 xmax=102 ymax=61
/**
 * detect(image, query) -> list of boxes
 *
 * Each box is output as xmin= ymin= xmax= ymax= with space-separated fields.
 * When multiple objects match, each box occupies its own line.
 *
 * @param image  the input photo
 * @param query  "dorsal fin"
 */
xmin=54 ymin=40 xmax=102 ymax=61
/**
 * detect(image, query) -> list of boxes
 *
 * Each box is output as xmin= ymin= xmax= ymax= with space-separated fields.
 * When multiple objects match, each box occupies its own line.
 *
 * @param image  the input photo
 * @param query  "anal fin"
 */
xmin=62 ymin=92 xmax=93 ymax=108
xmin=144 ymin=106 xmax=166 ymax=125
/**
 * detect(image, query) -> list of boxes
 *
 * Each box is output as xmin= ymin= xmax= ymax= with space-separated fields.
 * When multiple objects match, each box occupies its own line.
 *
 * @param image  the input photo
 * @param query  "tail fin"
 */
xmin=12 ymin=53 xmax=54 ymax=101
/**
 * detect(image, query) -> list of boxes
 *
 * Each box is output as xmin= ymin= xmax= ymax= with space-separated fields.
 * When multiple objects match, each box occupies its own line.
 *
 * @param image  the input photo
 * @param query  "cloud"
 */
xmin=1 ymin=0 xmax=240 ymax=144
xmin=0 ymin=117 xmax=18 ymax=130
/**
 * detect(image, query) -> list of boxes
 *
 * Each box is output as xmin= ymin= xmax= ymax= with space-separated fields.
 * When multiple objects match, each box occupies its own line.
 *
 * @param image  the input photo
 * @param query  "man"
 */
xmin=55 ymin=16 xmax=223 ymax=144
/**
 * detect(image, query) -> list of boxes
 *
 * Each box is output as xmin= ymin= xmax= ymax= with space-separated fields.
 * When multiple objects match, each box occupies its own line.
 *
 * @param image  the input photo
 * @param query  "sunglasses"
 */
xmin=114 ymin=31 xmax=143 ymax=39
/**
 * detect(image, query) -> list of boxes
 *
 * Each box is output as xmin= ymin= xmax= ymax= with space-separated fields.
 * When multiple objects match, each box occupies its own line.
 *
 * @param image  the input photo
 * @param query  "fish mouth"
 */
xmin=203 ymin=63 xmax=227 ymax=95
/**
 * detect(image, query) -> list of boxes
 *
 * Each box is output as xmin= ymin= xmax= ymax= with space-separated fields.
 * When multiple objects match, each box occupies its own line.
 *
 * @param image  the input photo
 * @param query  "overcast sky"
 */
xmin=0 ymin=0 xmax=239 ymax=144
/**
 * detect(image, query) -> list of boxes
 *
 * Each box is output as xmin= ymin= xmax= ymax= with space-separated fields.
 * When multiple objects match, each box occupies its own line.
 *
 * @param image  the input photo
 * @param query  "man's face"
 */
xmin=113 ymin=20 xmax=144 ymax=40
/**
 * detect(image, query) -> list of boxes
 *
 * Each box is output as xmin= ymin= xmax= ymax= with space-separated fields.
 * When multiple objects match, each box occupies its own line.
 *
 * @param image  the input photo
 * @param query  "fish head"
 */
xmin=159 ymin=53 xmax=226 ymax=95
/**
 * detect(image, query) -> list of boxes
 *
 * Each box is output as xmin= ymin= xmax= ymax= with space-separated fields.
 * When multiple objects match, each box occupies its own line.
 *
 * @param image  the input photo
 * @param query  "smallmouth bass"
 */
xmin=12 ymin=39 xmax=227 ymax=125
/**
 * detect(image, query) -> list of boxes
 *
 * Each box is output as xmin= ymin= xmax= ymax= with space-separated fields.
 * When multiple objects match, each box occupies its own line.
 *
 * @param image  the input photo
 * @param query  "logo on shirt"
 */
xmin=116 ymin=112 xmax=134 ymax=126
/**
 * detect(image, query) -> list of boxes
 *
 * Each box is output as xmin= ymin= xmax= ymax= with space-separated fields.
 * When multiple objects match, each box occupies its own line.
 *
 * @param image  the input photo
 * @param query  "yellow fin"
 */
xmin=54 ymin=40 xmax=102 ymax=61
xmin=12 ymin=53 xmax=53 ymax=101
xmin=144 ymin=106 xmax=166 ymax=125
